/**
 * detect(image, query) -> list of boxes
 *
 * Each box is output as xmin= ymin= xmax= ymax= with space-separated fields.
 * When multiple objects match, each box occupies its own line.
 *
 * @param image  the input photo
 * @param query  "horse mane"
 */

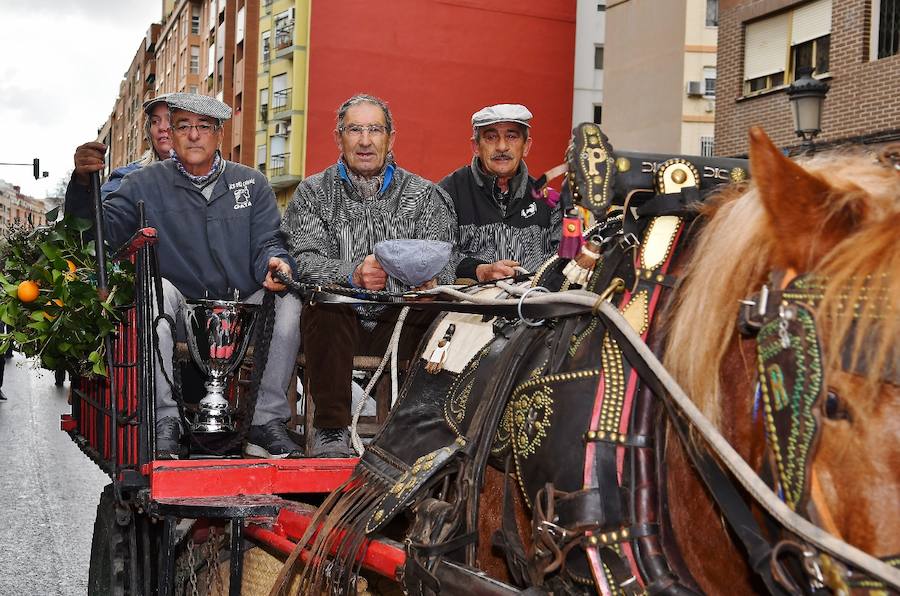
xmin=663 ymin=149 xmax=900 ymax=427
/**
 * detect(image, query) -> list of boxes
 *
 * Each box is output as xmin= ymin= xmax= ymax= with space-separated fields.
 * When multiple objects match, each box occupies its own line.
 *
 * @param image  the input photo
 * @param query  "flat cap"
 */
xmin=471 ymin=103 xmax=533 ymax=129
xmin=165 ymin=92 xmax=233 ymax=121
xmin=143 ymin=93 xmax=174 ymax=115
xmin=374 ymin=239 xmax=453 ymax=287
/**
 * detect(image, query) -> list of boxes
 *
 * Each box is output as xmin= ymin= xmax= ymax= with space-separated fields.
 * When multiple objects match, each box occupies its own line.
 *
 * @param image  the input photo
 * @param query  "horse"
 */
xmin=280 ymin=126 xmax=899 ymax=595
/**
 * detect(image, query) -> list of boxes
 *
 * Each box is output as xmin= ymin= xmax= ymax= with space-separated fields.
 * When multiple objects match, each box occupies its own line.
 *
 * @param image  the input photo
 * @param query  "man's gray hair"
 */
xmin=336 ymin=94 xmax=394 ymax=133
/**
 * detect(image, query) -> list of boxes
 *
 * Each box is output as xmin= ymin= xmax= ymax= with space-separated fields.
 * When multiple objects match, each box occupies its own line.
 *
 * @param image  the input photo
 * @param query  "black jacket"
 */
xmin=439 ymin=158 xmax=560 ymax=279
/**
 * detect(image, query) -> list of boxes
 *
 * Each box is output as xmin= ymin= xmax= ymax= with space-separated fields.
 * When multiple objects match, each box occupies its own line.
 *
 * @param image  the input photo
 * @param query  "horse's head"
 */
xmin=666 ymin=127 xmax=900 ymax=561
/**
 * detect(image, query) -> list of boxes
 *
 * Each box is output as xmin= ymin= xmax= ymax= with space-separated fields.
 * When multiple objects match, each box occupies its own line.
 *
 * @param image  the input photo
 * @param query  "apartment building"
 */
xmin=602 ymin=0 xmax=719 ymax=155
xmin=256 ymin=0 xmax=306 ymax=205
xmin=715 ymin=0 xmax=900 ymax=156
xmin=0 ymin=181 xmax=49 ymax=228
xmin=573 ymin=0 xmax=607 ymax=126
xmin=107 ymin=25 xmax=162 ymax=169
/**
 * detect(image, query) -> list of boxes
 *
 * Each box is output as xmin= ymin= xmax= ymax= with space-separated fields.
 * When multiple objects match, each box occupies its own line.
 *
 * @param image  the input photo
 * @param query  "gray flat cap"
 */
xmin=165 ymin=92 xmax=233 ymax=121
xmin=143 ymin=93 xmax=173 ymax=115
xmin=471 ymin=103 xmax=533 ymax=129
xmin=374 ymin=240 xmax=453 ymax=287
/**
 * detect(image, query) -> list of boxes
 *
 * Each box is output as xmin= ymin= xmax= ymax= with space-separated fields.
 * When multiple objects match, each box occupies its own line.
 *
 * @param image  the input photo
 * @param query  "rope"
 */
xmin=349 ymin=306 xmax=409 ymax=455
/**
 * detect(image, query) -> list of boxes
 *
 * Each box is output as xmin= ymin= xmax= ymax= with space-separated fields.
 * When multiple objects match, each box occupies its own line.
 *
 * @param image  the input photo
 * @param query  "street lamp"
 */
xmin=786 ymin=66 xmax=830 ymax=154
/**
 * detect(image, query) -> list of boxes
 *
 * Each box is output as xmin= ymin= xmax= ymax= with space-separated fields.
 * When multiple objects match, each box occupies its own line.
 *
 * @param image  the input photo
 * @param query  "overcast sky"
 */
xmin=0 ymin=1 xmax=161 ymax=198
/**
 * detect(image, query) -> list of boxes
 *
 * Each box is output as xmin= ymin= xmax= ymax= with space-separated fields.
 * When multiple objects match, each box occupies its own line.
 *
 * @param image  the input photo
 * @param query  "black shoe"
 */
xmin=310 ymin=427 xmax=355 ymax=458
xmin=245 ymin=420 xmax=303 ymax=459
xmin=0 ymin=389 xmax=6 ymax=401
xmin=155 ymin=417 xmax=183 ymax=459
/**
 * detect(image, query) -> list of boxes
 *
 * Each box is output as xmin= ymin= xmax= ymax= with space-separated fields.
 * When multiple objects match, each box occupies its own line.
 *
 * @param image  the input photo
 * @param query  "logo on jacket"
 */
xmin=521 ymin=202 xmax=537 ymax=219
xmin=230 ymin=178 xmax=255 ymax=209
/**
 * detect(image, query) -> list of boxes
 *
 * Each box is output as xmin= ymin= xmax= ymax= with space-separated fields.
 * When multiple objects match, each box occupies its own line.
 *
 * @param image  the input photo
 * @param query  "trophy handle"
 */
xmin=229 ymin=312 xmax=257 ymax=377
xmin=184 ymin=306 xmax=211 ymax=375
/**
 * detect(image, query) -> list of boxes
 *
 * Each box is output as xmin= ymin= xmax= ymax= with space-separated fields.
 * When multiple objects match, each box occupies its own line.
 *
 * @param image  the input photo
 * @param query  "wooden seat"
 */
xmin=288 ymin=353 xmax=409 ymax=453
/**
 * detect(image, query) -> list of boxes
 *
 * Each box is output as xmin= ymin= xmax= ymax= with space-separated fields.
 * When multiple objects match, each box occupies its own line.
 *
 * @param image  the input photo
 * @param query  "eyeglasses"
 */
xmin=340 ymin=124 xmax=388 ymax=138
xmin=173 ymin=123 xmax=217 ymax=136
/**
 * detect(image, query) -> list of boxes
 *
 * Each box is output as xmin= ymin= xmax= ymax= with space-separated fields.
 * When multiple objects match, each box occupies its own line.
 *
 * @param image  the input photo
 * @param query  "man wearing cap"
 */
xmin=281 ymin=93 xmax=456 ymax=458
xmin=66 ymin=93 xmax=303 ymax=460
xmin=68 ymin=94 xmax=174 ymax=201
xmin=439 ymin=103 xmax=560 ymax=282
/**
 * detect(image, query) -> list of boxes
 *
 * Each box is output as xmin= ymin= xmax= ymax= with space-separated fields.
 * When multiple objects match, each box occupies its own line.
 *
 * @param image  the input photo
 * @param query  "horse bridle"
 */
xmin=739 ymin=269 xmax=900 ymax=594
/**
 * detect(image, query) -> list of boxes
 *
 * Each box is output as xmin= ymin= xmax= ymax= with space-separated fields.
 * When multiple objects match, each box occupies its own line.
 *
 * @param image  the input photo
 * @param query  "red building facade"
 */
xmin=305 ymin=0 xmax=577 ymax=182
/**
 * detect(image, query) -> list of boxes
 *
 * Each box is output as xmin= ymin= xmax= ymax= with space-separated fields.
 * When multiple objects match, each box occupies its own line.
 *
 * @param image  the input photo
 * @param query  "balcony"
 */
xmin=268 ymin=153 xmax=301 ymax=191
xmin=263 ymin=0 xmax=272 ymax=14
xmin=275 ymin=22 xmax=294 ymax=51
xmin=271 ymin=88 xmax=291 ymax=120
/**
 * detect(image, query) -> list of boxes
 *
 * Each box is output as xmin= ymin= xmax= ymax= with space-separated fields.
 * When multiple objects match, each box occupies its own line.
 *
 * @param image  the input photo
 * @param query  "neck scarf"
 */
xmin=172 ymin=150 xmax=223 ymax=186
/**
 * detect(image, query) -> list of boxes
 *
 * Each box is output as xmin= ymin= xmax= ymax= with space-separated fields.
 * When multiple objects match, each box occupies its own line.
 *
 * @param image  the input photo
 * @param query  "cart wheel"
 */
xmin=88 ymin=484 xmax=132 ymax=596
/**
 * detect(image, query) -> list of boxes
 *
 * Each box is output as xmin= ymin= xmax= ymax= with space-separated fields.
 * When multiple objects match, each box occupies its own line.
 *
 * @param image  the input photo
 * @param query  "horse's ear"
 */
xmin=749 ymin=126 xmax=865 ymax=270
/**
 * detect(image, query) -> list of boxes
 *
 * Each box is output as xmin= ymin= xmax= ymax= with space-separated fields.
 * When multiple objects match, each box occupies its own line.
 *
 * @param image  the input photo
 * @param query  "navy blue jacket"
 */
xmin=65 ymin=159 xmax=291 ymax=300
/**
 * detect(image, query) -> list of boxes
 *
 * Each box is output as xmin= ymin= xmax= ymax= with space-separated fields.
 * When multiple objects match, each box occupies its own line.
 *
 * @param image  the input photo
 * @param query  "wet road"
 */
xmin=0 ymin=353 xmax=108 ymax=595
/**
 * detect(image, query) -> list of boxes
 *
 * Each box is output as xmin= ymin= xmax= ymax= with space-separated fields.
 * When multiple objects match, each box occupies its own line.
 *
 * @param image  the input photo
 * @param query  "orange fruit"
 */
xmin=64 ymin=260 xmax=77 ymax=281
xmin=17 ymin=280 xmax=39 ymax=303
xmin=66 ymin=260 xmax=76 ymax=273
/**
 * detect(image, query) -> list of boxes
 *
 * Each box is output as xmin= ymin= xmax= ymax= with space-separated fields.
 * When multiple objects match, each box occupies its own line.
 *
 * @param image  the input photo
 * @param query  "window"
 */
xmin=257 ymin=145 xmax=267 ymax=172
xmin=236 ymin=6 xmax=246 ymax=43
xmin=875 ymin=0 xmax=900 ymax=59
xmin=259 ymin=87 xmax=269 ymax=106
xmin=191 ymin=4 xmax=201 ymax=34
xmin=190 ymin=45 xmax=200 ymax=74
xmin=208 ymin=41 xmax=215 ymax=77
xmin=743 ymin=0 xmax=831 ymax=95
xmin=593 ymin=105 xmax=602 ymax=125
xmin=262 ymin=31 xmax=270 ymax=63
xmin=594 ymin=45 xmax=604 ymax=69
xmin=703 ymin=67 xmax=716 ymax=97
xmin=700 ymin=136 xmax=715 ymax=157
xmin=706 ymin=0 xmax=718 ymax=27
xmin=216 ymin=57 xmax=224 ymax=91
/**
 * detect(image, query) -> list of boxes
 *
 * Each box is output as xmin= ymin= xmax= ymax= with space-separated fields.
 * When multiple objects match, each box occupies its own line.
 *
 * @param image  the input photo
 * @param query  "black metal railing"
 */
xmin=275 ymin=22 xmax=294 ymax=49
xmin=260 ymin=104 xmax=268 ymax=122
xmin=272 ymin=89 xmax=291 ymax=116
xmin=269 ymin=153 xmax=289 ymax=178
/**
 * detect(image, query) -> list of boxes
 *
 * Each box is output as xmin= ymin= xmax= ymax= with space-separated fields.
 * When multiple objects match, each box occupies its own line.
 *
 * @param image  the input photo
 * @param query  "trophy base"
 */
xmin=191 ymin=389 xmax=234 ymax=433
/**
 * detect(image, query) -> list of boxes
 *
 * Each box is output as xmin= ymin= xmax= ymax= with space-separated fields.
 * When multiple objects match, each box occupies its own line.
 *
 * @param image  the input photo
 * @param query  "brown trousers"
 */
xmin=301 ymin=302 xmax=436 ymax=428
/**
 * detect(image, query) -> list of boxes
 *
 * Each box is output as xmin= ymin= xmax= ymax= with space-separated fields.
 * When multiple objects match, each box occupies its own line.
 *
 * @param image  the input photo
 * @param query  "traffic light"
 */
xmin=33 ymin=158 xmax=40 ymax=180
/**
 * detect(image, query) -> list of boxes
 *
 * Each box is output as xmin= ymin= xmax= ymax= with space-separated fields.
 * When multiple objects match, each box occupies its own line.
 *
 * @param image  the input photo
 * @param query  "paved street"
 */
xmin=0 ymin=353 xmax=108 ymax=595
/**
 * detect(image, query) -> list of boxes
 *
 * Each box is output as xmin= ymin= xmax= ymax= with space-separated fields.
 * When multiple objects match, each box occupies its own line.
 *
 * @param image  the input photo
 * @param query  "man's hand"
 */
xmin=73 ymin=142 xmax=107 ymax=186
xmin=409 ymin=277 xmax=437 ymax=302
xmin=475 ymin=259 xmax=519 ymax=282
xmin=263 ymin=257 xmax=292 ymax=291
xmin=352 ymin=254 xmax=387 ymax=290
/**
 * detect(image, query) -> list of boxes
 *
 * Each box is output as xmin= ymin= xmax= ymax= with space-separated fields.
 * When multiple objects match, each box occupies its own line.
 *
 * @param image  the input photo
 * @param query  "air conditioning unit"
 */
xmin=273 ymin=122 xmax=289 ymax=136
xmin=686 ymin=81 xmax=703 ymax=96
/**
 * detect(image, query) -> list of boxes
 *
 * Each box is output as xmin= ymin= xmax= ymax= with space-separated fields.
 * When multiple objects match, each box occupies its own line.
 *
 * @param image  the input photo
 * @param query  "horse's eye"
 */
xmin=823 ymin=390 xmax=851 ymax=421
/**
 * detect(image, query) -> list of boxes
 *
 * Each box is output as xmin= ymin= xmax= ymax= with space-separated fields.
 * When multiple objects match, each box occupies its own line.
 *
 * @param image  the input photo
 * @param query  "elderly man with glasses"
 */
xmin=65 ymin=93 xmax=303 ymax=460
xmin=282 ymin=93 xmax=457 ymax=458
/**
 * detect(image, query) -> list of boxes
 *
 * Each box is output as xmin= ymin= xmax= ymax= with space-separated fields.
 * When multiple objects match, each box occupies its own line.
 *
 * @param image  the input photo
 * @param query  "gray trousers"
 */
xmin=154 ymin=279 xmax=302 ymax=425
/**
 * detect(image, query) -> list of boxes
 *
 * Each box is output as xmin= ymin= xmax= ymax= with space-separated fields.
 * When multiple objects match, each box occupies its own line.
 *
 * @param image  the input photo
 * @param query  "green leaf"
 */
xmin=68 ymin=217 xmax=93 ymax=233
xmin=13 ymin=332 xmax=27 ymax=343
xmin=88 ymin=350 xmax=101 ymax=364
xmin=45 ymin=207 xmax=59 ymax=221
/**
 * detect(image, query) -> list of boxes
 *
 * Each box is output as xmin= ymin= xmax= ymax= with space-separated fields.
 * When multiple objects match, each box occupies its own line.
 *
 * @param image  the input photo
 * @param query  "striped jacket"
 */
xmin=438 ymin=158 xmax=561 ymax=279
xmin=282 ymin=162 xmax=457 ymax=299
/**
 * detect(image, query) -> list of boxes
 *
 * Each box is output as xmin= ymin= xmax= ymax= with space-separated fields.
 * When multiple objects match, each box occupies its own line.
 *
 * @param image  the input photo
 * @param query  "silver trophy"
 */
xmin=184 ymin=299 xmax=259 ymax=432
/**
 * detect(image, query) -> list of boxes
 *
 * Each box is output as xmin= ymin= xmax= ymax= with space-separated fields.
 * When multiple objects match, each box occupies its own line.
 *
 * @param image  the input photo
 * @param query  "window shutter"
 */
xmin=744 ymin=12 xmax=790 ymax=79
xmin=791 ymin=0 xmax=832 ymax=45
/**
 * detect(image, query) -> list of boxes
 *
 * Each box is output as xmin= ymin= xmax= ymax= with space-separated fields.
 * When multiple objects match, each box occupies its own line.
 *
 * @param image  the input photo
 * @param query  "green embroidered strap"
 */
xmin=756 ymin=303 xmax=826 ymax=511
